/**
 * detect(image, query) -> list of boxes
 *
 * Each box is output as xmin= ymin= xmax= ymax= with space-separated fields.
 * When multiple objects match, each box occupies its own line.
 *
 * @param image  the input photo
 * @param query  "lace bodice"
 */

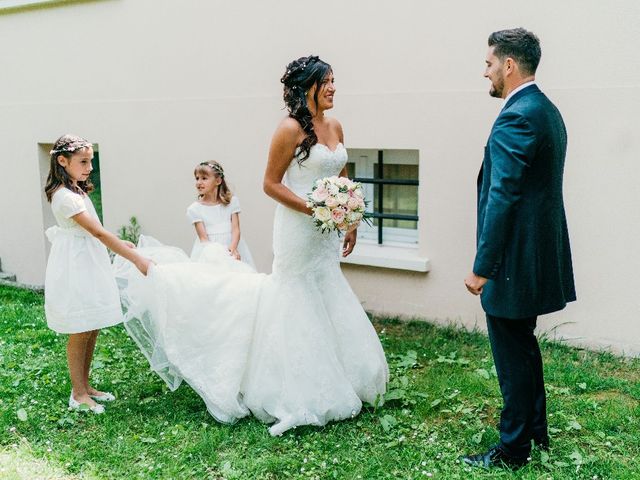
xmin=284 ymin=143 xmax=348 ymax=198
xmin=272 ymin=143 xmax=348 ymax=279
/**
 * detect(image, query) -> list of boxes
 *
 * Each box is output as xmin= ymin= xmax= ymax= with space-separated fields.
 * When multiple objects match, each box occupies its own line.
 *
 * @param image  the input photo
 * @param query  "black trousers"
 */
xmin=486 ymin=314 xmax=547 ymax=459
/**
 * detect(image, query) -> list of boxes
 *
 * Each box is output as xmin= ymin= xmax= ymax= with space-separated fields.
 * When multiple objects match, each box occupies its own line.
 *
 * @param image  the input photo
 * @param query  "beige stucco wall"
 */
xmin=1 ymin=0 xmax=638 ymax=354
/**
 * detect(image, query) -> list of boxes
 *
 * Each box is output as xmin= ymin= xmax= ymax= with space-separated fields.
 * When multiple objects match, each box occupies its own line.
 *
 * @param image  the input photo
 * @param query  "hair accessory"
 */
xmin=50 ymin=140 xmax=92 ymax=156
xmin=200 ymin=162 xmax=224 ymax=177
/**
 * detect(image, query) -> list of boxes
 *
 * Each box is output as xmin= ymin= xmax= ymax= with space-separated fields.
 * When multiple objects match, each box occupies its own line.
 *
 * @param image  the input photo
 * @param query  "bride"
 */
xmin=116 ymin=55 xmax=389 ymax=436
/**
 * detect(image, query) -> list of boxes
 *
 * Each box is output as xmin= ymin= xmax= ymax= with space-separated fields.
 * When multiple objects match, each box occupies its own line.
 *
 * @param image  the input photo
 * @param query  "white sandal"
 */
xmin=90 ymin=392 xmax=116 ymax=402
xmin=69 ymin=392 xmax=105 ymax=414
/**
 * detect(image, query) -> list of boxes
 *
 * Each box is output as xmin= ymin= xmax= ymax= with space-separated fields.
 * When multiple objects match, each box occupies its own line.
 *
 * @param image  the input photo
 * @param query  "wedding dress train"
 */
xmin=114 ymin=143 xmax=388 ymax=435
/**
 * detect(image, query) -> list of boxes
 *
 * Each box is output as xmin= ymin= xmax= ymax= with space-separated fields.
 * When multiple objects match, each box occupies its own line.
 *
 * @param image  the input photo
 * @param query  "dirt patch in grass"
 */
xmin=589 ymin=390 xmax=638 ymax=408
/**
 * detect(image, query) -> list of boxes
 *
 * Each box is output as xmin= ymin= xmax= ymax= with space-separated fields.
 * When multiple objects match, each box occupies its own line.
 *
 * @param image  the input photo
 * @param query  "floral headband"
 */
xmin=199 ymin=162 xmax=224 ymax=178
xmin=50 ymin=140 xmax=93 ymax=156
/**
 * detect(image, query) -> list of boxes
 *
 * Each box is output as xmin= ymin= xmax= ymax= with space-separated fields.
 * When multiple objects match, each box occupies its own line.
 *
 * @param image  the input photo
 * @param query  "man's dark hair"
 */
xmin=488 ymin=28 xmax=541 ymax=76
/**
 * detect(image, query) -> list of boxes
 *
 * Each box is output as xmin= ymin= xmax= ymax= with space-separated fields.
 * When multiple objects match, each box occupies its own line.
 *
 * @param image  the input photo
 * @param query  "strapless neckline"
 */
xmin=313 ymin=142 xmax=344 ymax=154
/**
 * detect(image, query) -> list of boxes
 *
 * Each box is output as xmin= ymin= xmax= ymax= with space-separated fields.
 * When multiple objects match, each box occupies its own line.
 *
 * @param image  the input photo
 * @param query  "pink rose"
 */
xmin=347 ymin=197 xmax=360 ymax=210
xmin=325 ymin=196 xmax=339 ymax=208
xmin=336 ymin=176 xmax=350 ymax=187
xmin=331 ymin=207 xmax=346 ymax=224
xmin=312 ymin=186 xmax=329 ymax=203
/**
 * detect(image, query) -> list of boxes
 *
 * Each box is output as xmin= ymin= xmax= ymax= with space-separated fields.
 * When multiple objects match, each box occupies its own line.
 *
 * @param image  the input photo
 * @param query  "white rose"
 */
xmin=336 ymin=192 xmax=349 ymax=205
xmin=347 ymin=211 xmax=360 ymax=222
xmin=314 ymin=206 xmax=331 ymax=222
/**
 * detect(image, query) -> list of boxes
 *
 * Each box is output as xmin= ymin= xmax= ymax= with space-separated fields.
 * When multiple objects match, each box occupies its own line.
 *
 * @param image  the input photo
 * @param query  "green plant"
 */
xmin=118 ymin=216 xmax=141 ymax=245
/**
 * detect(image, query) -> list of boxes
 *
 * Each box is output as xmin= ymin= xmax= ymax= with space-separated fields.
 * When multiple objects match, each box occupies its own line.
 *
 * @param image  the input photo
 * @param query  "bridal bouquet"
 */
xmin=306 ymin=176 xmax=369 ymax=234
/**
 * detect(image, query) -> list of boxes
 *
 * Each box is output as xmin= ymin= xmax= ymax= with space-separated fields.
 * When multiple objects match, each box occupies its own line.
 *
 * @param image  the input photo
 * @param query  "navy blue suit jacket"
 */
xmin=474 ymin=84 xmax=576 ymax=319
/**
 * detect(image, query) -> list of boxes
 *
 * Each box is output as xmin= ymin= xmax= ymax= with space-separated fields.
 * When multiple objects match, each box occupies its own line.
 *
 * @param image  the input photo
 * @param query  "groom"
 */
xmin=462 ymin=28 xmax=576 ymax=470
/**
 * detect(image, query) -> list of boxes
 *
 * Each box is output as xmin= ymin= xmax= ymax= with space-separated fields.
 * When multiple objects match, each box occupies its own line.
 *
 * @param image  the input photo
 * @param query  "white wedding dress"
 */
xmin=114 ymin=143 xmax=389 ymax=435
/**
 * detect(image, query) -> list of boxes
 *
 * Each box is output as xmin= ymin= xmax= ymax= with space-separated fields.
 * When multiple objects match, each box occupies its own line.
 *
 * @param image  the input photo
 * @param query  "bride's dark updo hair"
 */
xmin=281 ymin=55 xmax=332 ymax=164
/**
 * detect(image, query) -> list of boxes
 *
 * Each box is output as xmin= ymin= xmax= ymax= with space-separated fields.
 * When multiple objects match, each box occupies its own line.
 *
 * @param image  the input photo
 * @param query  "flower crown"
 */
xmin=49 ymin=140 xmax=92 ymax=156
xmin=200 ymin=162 xmax=224 ymax=177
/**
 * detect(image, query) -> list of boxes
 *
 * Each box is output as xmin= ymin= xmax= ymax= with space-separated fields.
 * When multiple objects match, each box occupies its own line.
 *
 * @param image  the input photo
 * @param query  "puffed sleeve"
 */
xmin=53 ymin=189 xmax=87 ymax=219
xmin=186 ymin=203 xmax=204 ymax=223
xmin=230 ymin=196 xmax=241 ymax=214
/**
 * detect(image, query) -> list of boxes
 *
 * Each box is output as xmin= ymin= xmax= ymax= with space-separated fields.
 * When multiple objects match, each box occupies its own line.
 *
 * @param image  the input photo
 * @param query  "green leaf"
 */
xmin=140 ymin=437 xmax=158 ymax=443
xmin=475 ymin=368 xmax=490 ymax=379
xmin=384 ymin=389 xmax=406 ymax=402
xmin=569 ymin=450 xmax=583 ymax=466
xmin=567 ymin=420 xmax=582 ymax=431
xmin=380 ymin=414 xmax=397 ymax=432
xmin=540 ymin=451 xmax=550 ymax=464
xmin=577 ymin=382 xmax=587 ymax=390
xmin=471 ymin=432 xmax=483 ymax=444
xmin=221 ymin=461 xmax=236 ymax=476
xmin=17 ymin=408 xmax=27 ymax=422
xmin=430 ymin=398 xmax=442 ymax=408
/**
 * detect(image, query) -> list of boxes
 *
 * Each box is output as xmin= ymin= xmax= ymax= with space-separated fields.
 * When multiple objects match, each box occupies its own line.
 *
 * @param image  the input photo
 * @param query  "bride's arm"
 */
xmin=263 ymin=118 xmax=312 ymax=215
xmin=333 ymin=122 xmax=357 ymax=257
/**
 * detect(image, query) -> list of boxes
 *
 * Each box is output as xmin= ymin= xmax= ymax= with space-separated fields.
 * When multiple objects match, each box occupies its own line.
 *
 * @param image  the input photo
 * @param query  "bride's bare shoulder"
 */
xmin=271 ymin=117 xmax=305 ymax=147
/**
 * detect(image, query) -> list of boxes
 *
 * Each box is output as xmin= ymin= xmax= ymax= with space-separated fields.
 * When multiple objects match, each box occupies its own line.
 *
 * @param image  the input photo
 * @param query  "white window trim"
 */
xmin=341 ymin=239 xmax=430 ymax=272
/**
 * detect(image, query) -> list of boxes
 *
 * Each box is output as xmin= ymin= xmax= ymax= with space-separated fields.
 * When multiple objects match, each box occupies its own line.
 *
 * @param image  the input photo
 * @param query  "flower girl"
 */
xmin=187 ymin=161 xmax=255 ymax=268
xmin=44 ymin=134 xmax=151 ymax=414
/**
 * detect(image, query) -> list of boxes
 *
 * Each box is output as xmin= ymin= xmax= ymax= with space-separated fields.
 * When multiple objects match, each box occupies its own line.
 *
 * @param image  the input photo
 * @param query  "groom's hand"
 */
xmin=464 ymin=272 xmax=488 ymax=295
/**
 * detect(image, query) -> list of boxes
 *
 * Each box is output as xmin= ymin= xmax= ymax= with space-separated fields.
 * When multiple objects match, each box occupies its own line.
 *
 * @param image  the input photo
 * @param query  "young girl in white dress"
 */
xmin=187 ymin=161 xmax=255 ymax=269
xmin=44 ymin=134 xmax=152 ymax=414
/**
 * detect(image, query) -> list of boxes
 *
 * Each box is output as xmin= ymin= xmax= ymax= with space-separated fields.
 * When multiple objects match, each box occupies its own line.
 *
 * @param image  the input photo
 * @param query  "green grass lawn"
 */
xmin=0 ymin=284 xmax=638 ymax=479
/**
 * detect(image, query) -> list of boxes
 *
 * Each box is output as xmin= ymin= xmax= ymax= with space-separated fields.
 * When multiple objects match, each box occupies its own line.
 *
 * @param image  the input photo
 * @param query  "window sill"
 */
xmin=340 ymin=242 xmax=430 ymax=272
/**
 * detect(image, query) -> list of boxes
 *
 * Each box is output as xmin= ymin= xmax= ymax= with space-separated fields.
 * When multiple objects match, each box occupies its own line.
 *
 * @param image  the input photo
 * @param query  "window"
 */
xmin=346 ymin=149 xmax=419 ymax=246
xmin=89 ymin=147 xmax=103 ymax=223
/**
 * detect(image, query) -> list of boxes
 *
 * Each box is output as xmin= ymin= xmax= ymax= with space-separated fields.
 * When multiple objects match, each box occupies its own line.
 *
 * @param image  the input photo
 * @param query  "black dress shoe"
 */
xmin=534 ymin=436 xmax=550 ymax=451
xmin=460 ymin=445 xmax=529 ymax=470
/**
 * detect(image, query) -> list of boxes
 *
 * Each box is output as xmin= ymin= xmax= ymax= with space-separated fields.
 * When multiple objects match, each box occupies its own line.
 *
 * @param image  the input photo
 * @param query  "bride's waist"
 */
xmin=283 ymin=182 xmax=311 ymax=199
xmin=273 ymin=205 xmax=339 ymax=251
